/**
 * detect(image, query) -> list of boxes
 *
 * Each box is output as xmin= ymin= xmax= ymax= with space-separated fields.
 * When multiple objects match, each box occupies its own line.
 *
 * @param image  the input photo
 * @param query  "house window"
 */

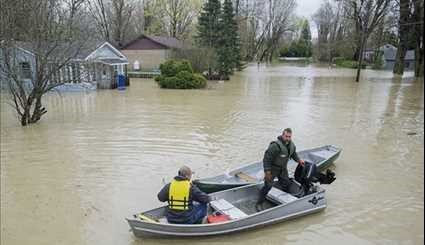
xmin=19 ymin=62 xmax=31 ymax=79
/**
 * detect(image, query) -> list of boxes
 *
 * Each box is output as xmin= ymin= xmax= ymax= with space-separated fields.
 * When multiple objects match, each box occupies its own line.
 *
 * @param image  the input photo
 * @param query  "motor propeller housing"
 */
xmin=294 ymin=161 xmax=336 ymax=195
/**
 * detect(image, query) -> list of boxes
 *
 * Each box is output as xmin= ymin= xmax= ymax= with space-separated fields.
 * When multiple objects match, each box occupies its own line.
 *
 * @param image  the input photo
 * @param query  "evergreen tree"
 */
xmin=301 ymin=20 xmax=312 ymax=41
xmin=217 ymin=0 xmax=242 ymax=78
xmin=197 ymin=0 xmax=221 ymax=77
xmin=197 ymin=0 xmax=221 ymax=48
xmin=299 ymin=20 xmax=312 ymax=57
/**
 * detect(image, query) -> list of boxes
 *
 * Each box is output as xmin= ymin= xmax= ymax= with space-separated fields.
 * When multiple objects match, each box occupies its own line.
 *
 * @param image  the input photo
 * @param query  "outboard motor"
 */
xmin=294 ymin=161 xmax=336 ymax=195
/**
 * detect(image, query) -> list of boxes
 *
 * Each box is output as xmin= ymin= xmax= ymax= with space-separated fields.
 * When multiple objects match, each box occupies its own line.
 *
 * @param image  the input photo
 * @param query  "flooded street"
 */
xmin=1 ymin=63 xmax=423 ymax=245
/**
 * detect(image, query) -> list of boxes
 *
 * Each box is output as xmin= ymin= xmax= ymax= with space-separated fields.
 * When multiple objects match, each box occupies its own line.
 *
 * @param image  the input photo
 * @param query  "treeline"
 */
xmin=1 ymin=0 xmax=423 ymax=79
xmin=279 ymin=20 xmax=313 ymax=58
xmin=311 ymin=0 xmax=424 ymax=79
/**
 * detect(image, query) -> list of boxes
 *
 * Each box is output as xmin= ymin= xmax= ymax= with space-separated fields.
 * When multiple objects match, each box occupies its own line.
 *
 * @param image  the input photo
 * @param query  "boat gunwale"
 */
xmin=128 ymin=203 xmax=326 ymax=236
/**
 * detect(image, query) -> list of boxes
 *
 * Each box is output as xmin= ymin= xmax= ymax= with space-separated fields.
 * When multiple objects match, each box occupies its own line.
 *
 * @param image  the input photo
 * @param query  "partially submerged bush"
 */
xmin=155 ymin=59 xmax=207 ymax=89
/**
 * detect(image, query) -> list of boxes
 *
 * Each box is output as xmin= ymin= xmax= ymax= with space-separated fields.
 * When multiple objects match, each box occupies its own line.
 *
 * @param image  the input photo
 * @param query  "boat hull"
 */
xmin=127 ymin=184 xmax=326 ymax=237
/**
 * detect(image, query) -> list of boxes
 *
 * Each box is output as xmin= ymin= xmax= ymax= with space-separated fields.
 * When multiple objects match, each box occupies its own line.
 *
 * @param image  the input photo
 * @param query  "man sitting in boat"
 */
xmin=257 ymin=128 xmax=305 ymax=207
xmin=158 ymin=166 xmax=211 ymax=224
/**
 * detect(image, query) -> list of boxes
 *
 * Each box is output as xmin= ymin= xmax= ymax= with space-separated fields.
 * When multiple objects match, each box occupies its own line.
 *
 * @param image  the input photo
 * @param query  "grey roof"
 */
xmin=148 ymin=36 xmax=184 ymax=49
xmin=75 ymin=40 xmax=107 ymax=59
xmin=12 ymin=40 xmax=116 ymax=60
xmin=121 ymin=34 xmax=188 ymax=50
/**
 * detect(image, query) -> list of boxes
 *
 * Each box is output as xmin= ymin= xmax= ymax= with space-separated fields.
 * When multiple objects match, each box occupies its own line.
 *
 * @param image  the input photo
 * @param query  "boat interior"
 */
xmin=200 ymin=146 xmax=339 ymax=184
xmin=137 ymin=181 xmax=316 ymax=225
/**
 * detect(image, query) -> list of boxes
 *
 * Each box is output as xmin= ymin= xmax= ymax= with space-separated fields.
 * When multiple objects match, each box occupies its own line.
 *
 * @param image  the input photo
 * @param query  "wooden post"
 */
xmin=70 ymin=63 xmax=74 ymax=83
xmin=93 ymin=63 xmax=97 ymax=82
xmin=125 ymin=64 xmax=130 ymax=86
xmin=58 ymin=68 xmax=62 ymax=83
xmin=76 ymin=62 xmax=81 ymax=83
xmin=110 ymin=65 xmax=116 ymax=89
xmin=80 ymin=63 xmax=85 ymax=83
xmin=65 ymin=65 xmax=70 ymax=83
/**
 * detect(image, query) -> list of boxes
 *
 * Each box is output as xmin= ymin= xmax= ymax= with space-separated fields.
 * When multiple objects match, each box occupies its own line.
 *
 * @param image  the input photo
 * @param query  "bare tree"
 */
xmin=256 ymin=0 xmax=297 ymax=62
xmin=87 ymin=0 xmax=137 ymax=46
xmin=132 ymin=0 xmax=145 ymax=35
xmin=143 ymin=0 xmax=164 ymax=35
xmin=237 ymin=0 xmax=261 ymax=60
xmin=313 ymin=1 xmax=334 ymax=62
xmin=142 ymin=0 xmax=201 ymax=40
xmin=345 ymin=0 xmax=391 ymax=82
xmin=160 ymin=0 xmax=200 ymax=40
xmin=87 ymin=0 xmax=112 ymax=41
xmin=111 ymin=0 xmax=135 ymax=47
xmin=0 ymin=0 xmax=91 ymax=126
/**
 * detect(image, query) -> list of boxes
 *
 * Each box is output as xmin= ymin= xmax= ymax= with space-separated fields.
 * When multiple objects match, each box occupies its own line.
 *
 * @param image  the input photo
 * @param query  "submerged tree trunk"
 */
xmin=414 ymin=0 xmax=424 ymax=77
xmin=415 ymin=44 xmax=424 ymax=77
xmin=30 ymin=95 xmax=47 ymax=123
xmin=393 ymin=45 xmax=408 ymax=75
xmin=355 ymin=34 xmax=367 ymax=82
xmin=393 ymin=0 xmax=411 ymax=75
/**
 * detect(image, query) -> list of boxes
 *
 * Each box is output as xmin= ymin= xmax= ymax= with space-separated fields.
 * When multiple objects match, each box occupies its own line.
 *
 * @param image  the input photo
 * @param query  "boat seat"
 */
xmin=267 ymin=187 xmax=298 ymax=204
xmin=235 ymin=172 xmax=257 ymax=182
xmin=210 ymin=199 xmax=248 ymax=220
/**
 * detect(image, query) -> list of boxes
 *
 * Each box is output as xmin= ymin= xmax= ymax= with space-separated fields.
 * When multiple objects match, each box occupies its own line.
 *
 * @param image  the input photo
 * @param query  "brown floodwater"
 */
xmin=1 ymin=63 xmax=423 ymax=245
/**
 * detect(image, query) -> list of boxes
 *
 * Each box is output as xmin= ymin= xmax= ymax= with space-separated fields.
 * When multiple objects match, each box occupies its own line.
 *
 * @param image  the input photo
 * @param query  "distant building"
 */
xmin=364 ymin=44 xmax=415 ymax=70
xmin=1 ymin=41 xmax=129 ymax=89
xmin=121 ymin=35 xmax=185 ymax=71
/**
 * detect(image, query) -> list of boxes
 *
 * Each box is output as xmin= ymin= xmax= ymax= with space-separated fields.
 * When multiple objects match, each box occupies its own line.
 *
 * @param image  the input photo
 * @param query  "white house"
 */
xmin=1 ymin=41 xmax=129 ymax=89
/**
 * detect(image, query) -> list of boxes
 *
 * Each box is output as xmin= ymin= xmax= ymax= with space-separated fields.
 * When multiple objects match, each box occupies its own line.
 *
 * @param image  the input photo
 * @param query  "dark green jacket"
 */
xmin=263 ymin=136 xmax=300 ymax=173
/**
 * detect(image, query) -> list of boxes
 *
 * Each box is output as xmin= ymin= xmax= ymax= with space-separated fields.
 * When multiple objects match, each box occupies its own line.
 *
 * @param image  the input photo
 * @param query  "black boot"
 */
xmin=255 ymin=194 xmax=266 ymax=211
xmin=256 ymin=193 xmax=266 ymax=204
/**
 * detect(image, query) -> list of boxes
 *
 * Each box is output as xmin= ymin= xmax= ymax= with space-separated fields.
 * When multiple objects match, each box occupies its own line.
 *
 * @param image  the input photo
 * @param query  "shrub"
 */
xmin=162 ymin=76 xmax=179 ymax=88
xmin=279 ymin=40 xmax=312 ymax=58
xmin=159 ymin=60 xmax=179 ymax=77
xmin=177 ymin=60 xmax=193 ymax=74
xmin=372 ymin=51 xmax=384 ymax=70
xmin=156 ymin=59 xmax=207 ymax=89
xmin=154 ymin=75 xmax=164 ymax=82
xmin=192 ymin=74 xmax=207 ymax=88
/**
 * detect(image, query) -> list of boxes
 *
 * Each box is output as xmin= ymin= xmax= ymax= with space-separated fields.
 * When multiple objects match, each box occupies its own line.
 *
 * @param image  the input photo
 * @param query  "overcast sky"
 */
xmin=295 ymin=0 xmax=323 ymax=38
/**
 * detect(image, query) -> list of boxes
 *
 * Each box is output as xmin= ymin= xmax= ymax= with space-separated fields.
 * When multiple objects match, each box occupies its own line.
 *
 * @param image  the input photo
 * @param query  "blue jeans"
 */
xmin=187 ymin=203 xmax=207 ymax=224
xmin=167 ymin=202 xmax=208 ymax=224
